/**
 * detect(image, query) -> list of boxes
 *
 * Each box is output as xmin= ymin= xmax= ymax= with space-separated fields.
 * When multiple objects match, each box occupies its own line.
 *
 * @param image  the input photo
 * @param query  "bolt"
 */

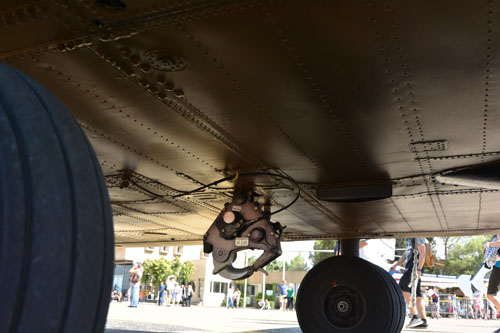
xmin=120 ymin=49 xmax=131 ymax=58
xmin=270 ymin=232 xmax=274 ymax=236
xmin=222 ymin=228 xmax=226 ymax=233
xmin=156 ymin=75 xmax=166 ymax=84
xmin=140 ymin=63 xmax=152 ymax=73
xmin=130 ymin=56 xmax=140 ymax=66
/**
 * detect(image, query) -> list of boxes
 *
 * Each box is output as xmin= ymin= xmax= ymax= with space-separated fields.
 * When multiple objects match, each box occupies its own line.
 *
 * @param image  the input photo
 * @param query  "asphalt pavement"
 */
xmin=105 ymin=302 xmax=500 ymax=333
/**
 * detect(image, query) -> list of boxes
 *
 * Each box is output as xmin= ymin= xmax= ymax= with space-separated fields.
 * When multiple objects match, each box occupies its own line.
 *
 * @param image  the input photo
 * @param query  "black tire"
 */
xmin=372 ymin=263 xmax=406 ymax=332
xmin=296 ymin=256 xmax=405 ymax=333
xmin=0 ymin=63 xmax=114 ymax=332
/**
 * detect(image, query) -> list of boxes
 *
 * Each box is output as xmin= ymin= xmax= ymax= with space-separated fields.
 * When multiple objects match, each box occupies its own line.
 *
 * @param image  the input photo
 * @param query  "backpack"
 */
xmin=424 ymin=241 xmax=436 ymax=267
xmin=129 ymin=273 xmax=140 ymax=284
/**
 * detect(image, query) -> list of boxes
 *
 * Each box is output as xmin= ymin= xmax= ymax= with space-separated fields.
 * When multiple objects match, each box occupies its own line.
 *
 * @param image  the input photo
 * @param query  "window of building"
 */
xmin=210 ymin=281 xmax=228 ymax=294
xmin=112 ymin=263 xmax=133 ymax=294
xmin=174 ymin=245 xmax=183 ymax=256
xmin=246 ymin=285 xmax=256 ymax=296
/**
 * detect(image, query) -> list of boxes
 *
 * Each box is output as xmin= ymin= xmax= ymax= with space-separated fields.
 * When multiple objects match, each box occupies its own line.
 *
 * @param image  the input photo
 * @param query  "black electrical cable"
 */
xmin=172 ymin=172 xmax=301 ymax=218
xmin=123 ymin=172 xmax=301 ymax=218
xmin=129 ymin=180 xmax=165 ymax=198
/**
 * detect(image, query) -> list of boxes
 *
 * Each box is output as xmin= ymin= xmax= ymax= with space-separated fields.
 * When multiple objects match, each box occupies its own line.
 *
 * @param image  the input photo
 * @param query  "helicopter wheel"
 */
xmin=296 ymin=255 xmax=405 ymax=332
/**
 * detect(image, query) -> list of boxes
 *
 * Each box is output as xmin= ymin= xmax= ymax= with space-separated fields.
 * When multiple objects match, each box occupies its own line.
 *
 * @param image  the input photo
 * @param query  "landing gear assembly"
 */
xmin=203 ymin=182 xmax=405 ymax=332
xmin=296 ymin=240 xmax=405 ymax=332
xmin=203 ymin=190 xmax=285 ymax=280
xmin=193 ymin=172 xmax=298 ymax=280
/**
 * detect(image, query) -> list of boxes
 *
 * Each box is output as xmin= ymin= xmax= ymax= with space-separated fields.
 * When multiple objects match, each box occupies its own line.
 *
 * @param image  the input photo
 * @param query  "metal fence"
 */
xmin=423 ymin=294 xmax=497 ymax=320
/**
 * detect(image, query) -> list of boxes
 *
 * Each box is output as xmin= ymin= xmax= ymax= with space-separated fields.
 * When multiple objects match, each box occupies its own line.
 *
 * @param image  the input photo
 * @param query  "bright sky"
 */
xmin=280 ymin=240 xmax=315 ymax=262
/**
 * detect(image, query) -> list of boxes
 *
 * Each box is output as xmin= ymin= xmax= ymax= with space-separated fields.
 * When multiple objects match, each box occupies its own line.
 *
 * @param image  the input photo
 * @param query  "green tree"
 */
xmin=444 ymin=236 xmax=489 ymax=276
xmin=142 ymin=257 xmax=171 ymax=287
xmin=179 ymin=260 xmax=195 ymax=283
xmin=440 ymin=236 xmax=460 ymax=261
xmin=169 ymin=257 xmax=183 ymax=277
xmin=309 ymin=240 xmax=336 ymax=266
xmin=286 ymin=254 xmax=308 ymax=271
xmin=247 ymin=256 xmax=284 ymax=271
xmin=142 ymin=257 xmax=196 ymax=290
xmin=266 ymin=260 xmax=284 ymax=272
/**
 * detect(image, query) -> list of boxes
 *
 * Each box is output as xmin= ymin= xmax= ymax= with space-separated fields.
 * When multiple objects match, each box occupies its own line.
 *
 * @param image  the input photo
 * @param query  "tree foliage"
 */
xmin=170 ymin=257 xmax=183 ymax=278
xmin=266 ymin=260 xmax=284 ymax=272
xmin=248 ymin=256 xmax=284 ymax=271
xmin=142 ymin=257 xmax=171 ymax=286
xmin=309 ymin=240 xmax=336 ymax=266
xmin=441 ymin=236 xmax=461 ymax=260
xmin=142 ymin=257 xmax=196 ymax=286
xmin=443 ymin=235 xmax=489 ymax=276
xmin=247 ymin=254 xmax=308 ymax=271
xmin=286 ymin=254 xmax=308 ymax=271
xmin=179 ymin=260 xmax=195 ymax=283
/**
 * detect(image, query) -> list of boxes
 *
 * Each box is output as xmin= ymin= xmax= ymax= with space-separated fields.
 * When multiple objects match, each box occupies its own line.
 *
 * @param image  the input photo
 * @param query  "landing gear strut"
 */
xmin=296 ymin=240 xmax=405 ymax=332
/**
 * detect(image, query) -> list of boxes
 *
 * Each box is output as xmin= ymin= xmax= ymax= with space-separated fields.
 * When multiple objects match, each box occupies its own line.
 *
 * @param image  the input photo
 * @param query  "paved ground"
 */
xmin=105 ymin=302 xmax=500 ymax=332
xmin=105 ymin=302 xmax=300 ymax=333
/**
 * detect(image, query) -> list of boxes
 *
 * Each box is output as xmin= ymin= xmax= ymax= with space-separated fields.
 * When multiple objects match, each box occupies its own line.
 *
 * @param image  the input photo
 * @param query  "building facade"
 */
xmin=114 ymin=245 xmax=308 ymax=307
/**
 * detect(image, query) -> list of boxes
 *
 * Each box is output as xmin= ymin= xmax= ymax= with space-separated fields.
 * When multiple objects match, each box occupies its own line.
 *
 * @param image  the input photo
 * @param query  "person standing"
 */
xmin=166 ymin=275 xmax=175 ymax=306
xmin=286 ymin=283 xmax=295 ymax=311
xmin=484 ymin=236 xmax=500 ymax=313
xmin=173 ymin=282 xmax=182 ymax=305
xmin=227 ymin=286 xmax=235 ymax=308
xmin=391 ymin=238 xmax=428 ymax=328
xmin=128 ymin=262 xmax=143 ymax=308
xmin=181 ymin=285 xmax=188 ymax=307
xmin=158 ymin=281 xmax=166 ymax=306
xmin=233 ymin=288 xmax=241 ymax=308
xmin=473 ymin=292 xmax=483 ymax=319
xmin=278 ymin=280 xmax=288 ymax=311
xmin=186 ymin=284 xmax=193 ymax=307
xmin=429 ymin=287 xmax=440 ymax=319
xmin=450 ymin=293 xmax=457 ymax=319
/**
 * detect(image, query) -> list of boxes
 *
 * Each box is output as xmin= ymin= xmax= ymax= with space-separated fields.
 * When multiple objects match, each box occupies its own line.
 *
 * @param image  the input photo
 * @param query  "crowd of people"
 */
xmin=257 ymin=281 xmax=295 ymax=311
xmin=226 ymin=286 xmax=241 ymax=308
xmin=158 ymin=275 xmax=193 ymax=307
xmin=118 ymin=234 xmax=500 ymax=325
xmin=121 ymin=261 xmax=297 ymax=311
xmin=116 ymin=262 xmax=194 ymax=308
xmin=421 ymin=290 xmax=499 ymax=320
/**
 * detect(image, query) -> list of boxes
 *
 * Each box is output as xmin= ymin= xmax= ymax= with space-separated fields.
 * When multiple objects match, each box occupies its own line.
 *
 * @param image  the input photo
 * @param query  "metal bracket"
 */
xmin=203 ymin=191 xmax=283 ymax=280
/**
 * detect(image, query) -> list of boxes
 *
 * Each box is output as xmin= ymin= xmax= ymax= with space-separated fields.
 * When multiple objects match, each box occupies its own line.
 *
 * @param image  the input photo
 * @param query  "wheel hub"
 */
xmin=336 ymin=299 xmax=350 ymax=314
xmin=323 ymin=285 xmax=364 ymax=329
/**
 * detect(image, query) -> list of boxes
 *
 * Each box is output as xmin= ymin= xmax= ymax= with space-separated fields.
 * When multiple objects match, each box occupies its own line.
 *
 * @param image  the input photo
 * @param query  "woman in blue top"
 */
xmin=158 ymin=281 xmax=166 ymax=306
